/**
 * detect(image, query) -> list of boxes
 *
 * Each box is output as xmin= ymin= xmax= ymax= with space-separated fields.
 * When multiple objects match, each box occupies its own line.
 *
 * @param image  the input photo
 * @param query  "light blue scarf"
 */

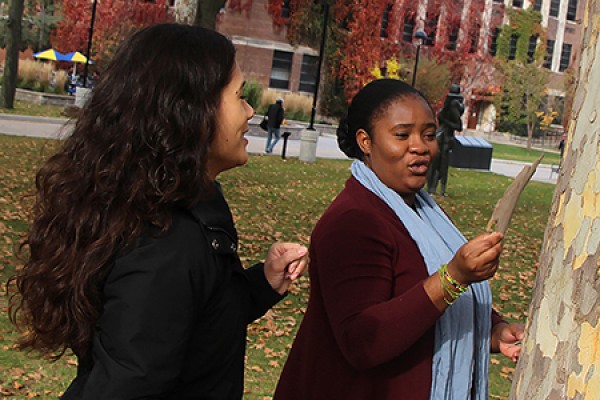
xmin=351 ymin=160 xmax=492 ymax=400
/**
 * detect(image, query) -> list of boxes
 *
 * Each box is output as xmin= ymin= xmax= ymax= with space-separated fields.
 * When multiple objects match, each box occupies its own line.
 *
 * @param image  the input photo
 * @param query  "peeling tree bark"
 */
xmin=487 ymin=155 xmax=543 ymax=234
xmin=173 ymin=0 xmax=225 ymax=28
xmin=510 ymin=1 xmax=600 ymax=398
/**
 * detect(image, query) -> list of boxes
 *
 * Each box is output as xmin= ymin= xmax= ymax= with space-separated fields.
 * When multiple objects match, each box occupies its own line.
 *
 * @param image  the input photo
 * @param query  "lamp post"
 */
xmin=299 ymin=0 xmax=328 ymax=163
xmin=411 ymin=30 xmax=428 ymax=88
xmin=308 ymin=0 xmax=329 ymax=130
xmin=82 ymin=0 xmax=98 ymax=88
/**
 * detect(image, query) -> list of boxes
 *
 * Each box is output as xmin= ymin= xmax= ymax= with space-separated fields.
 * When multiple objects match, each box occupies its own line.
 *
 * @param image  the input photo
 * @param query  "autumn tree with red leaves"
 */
xmin=268 ymin=0 xmax=497 ymax=117
xmin=52 ymin=0 xmax=173 ymax=68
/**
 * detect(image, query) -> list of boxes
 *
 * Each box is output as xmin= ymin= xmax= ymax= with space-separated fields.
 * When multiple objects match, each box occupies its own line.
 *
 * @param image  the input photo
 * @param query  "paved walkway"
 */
xmin=0 ymin=113 xmax=558 ymax=184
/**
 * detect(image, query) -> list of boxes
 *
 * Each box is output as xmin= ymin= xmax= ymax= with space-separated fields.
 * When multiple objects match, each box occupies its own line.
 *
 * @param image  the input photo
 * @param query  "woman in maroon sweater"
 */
xmin=274 ymin=80 xmax=524 ymax=400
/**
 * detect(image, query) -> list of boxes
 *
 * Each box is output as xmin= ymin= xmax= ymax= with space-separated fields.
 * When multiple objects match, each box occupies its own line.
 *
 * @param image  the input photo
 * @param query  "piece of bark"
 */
xmin=486 ymin=154 xmax=544 ymax=234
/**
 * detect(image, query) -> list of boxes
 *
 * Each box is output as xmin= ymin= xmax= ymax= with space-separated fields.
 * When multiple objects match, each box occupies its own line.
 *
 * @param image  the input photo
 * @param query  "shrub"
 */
xmin=260 ymin=89 xmax=313 ymax=122
xmin=36 ymin=62 xmax=54 ymax=93
xmin=242 ymin=80 xmax=263 ymax=110
xmin=18 ymin=59 xmax=38 ymax=90
xmin=13 ymin=59 xmax=69 ymax=94
xmin=496 ymin=120 xmax=528 ymax=136
xmin=53 ymin=70 xmax=68 ymax=95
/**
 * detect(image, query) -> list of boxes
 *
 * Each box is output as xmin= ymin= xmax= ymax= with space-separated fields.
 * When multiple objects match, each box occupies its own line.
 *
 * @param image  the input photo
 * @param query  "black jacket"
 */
xmin=61 ymin=184 xmax=283 ymax=399
xmin=266 ymin=102 xmax=284 ymax=129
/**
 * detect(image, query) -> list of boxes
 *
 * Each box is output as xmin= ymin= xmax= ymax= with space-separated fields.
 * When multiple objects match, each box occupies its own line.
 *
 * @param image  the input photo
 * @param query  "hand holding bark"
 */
xmin=447 ymin=232 xmax=504 ymax=285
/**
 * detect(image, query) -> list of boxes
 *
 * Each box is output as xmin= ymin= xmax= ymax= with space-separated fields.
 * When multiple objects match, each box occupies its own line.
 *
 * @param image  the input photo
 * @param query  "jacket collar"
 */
xmin=188 ymin=181 xmax=237 ymax=240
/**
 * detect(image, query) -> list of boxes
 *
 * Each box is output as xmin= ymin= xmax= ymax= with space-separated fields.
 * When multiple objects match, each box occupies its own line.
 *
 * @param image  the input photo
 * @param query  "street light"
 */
xmin=308 ymin=1 xmax=329 ymax=130
xmin=82 ymin=0 xmax=98 ymax=88
xmin=299 ymin=0 xmax=328 ymax=163
xmin=411 ymin=30 xmax=428 ymax=88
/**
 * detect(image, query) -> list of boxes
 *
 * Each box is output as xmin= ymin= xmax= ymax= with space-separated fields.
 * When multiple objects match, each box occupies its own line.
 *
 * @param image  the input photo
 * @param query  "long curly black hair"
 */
xmin=8 ymin=23 xmax=236 ymax=359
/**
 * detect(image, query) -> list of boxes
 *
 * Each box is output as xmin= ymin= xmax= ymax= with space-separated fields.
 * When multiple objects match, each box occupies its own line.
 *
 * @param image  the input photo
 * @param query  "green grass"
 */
xmin=0 ymin=134 xmax=555 ymax=399
xmin=0 ymin=101 xmax=67 ymax=119
xmin=491 ymin=142 xmax=562 ymax=165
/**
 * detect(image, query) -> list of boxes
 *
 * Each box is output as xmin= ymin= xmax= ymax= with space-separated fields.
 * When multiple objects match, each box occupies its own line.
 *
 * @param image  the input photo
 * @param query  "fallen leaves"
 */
xmin=500 ymin=366 xmax=516 ymax=379
xmin=0 ymin=367 xmax=58 ymax=398
xmin=0 ymin=140 xmax=555 ymax=399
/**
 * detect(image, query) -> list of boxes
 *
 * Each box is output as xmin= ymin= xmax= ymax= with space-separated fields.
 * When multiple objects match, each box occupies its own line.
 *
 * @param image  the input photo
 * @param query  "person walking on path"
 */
xmin=265 ymin=97 xmax=285 ymax=153
xmin=275 ymin=79 xmax=523 ymax=400
xmin=8 ymin=24 xmax=308 ymax=399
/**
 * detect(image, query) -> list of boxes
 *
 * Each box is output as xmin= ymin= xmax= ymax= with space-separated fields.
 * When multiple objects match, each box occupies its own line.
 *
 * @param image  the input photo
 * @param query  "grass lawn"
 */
xmin=0 ymin=134 xmax=555 ymax=399
xmin=491 ymin=141 xmax=562 ymax=165
xmin=0 ymin=101 xmax=67 ymax=119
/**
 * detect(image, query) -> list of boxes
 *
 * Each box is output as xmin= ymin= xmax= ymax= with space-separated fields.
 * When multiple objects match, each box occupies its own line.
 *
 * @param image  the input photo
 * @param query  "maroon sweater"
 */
xmin=274 ymin=177 xmax=504 ymax=400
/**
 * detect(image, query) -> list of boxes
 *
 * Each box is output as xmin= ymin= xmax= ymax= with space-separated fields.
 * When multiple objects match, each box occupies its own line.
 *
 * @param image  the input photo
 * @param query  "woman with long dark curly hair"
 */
xmin=9 ymin=23 xmax=308 ymax=399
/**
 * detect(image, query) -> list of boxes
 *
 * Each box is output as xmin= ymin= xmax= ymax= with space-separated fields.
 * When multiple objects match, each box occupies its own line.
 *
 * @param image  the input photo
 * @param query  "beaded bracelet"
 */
xmin=439 ymin=263 xmax=469 ymax=305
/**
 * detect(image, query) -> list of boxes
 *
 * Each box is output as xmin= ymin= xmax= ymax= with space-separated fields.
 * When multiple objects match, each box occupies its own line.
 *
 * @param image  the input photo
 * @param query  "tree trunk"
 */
xmin=1 ymin=0 xmax=25 ymax=109
xmin=510 ymin=1 xmax=600 ymax=398
xmin=194 ymin=0 xmax=226 ymax=29
xmin=526 ymin=120 xmax=534 ymax=151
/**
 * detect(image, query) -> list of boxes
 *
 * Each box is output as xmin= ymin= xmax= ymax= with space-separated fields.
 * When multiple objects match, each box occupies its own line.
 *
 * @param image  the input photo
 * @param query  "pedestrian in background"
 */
xmin=558 ymin=132 xmax=566 ymax=161
xmin=265 ymin=97 xmax=285 ymax=153
xmin=9 ymin=23 xmax=308 ymax=399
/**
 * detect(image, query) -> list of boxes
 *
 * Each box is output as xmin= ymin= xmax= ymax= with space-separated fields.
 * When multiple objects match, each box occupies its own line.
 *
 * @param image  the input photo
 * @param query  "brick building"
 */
xmin=215 ymin=0 xmax=319 ymax=96
xmin=405 ymin=0 xmax=584 ymax=132
xmin=175 ymin=0 xmax=584 ymax=131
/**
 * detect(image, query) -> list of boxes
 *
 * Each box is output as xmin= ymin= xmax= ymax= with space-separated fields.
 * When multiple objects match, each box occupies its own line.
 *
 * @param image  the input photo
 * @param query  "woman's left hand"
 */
xmin=264 ymin=242 xmax=309 ymax=295
xmin=491 ymin=322 xmax=525 ymax=362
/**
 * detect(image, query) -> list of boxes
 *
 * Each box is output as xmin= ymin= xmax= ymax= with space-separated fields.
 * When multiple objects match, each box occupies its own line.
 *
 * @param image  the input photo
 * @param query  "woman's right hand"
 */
xmin=447 ymin=232 xmax=504 ymax=285
xmin=264 ymin=243 xmax=309 ymax=295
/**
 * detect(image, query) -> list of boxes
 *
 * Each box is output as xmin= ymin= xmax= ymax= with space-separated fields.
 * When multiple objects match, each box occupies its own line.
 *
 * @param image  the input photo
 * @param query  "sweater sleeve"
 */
xmin=243 ymin=262 xmax=286 ymax=323
xmin=491 ymin=308 xmax=507 ymax=327
xmin=313 ymin=208 xmax=443 ymax=370
xmin=79 ymin=217 xmax=210 ymax=399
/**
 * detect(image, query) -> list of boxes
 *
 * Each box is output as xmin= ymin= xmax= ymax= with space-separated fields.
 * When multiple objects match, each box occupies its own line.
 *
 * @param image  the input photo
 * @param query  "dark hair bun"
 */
xmin=336 ymin=116 xmax=362 ymax=159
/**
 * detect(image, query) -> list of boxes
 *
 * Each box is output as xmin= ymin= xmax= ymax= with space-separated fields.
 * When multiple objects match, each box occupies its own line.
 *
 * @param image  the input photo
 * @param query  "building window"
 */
xmin=544 ymin=39 xmax=555 ymax=68
xmin=567 ymin=0 xmax=577 ymax=20
xmin=490 ymin=28 xmax=500 ymax=56
xmin=469 ymin=23 xmax=480 ymax=53
xmin=560 ymin=43 xmax=572 ymax=71
xmin=533 ymin=0 xmax=542 ymax=10
xmin=269 ymin=50 xmax=293 ymax=90
xmin=341 ymin=11 xmax=352 ymax=30
xmin=299 ymin=54 xmax=318 ymax=93
xmin=424 ymin=12 xmax=438 ymax=46
xmin=550 ymin=0 xmax=560 ymax=17
xmin=509 ymin=34 xmax=518 ymax=60
xmin=527 ymin=35 xmax=538 ymax=63
xmin=380 ymin=4 xmax=393 ymax=38
xmin=281 ymin=0 xmax=290 ymax=18
xmin=446 ymin=21 xmax=459 ymax=50
xmin=402 ymin=12 xmax=415 ymax=42
xmin=512 ymin=0 xmax=523 ymax=7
